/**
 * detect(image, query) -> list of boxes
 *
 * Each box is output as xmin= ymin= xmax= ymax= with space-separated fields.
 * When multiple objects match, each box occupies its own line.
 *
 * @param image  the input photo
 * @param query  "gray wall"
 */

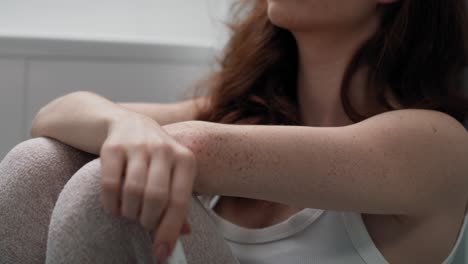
xmin=0 ymin=37 xmax=214 ymax=159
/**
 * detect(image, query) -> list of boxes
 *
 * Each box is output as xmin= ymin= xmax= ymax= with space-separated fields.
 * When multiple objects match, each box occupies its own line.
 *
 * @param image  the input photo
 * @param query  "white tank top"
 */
xmin=205 ymin=196 xmax=468 ymax=264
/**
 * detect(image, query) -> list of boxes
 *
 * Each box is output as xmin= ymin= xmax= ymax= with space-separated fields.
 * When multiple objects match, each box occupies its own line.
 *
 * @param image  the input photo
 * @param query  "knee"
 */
xmin=1 ymin=137 xmax=95 ymax=179
xmin=49 ymin=159 xmax=104 ymax=229
xmin=48 ymin=159 xmax=154 ymax=259
xmin=4 ymin=137 xmax=93 ymax=166
xmin=52 ymin=159 xmax=104 ymax=217
xmin=67 ymin=158 xmax=103 ymax=196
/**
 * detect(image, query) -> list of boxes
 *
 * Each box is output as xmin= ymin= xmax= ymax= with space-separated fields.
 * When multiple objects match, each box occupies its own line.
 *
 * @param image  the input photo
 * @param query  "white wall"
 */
xmin=0 ymin=0 xmax=232 ymax=159
xmin=0 ymin=0 xmax=231 ymax=47
xmin=0 ymin=59 xmax=26 ymax=158
xmin=0 ymin=43 xmax=213 ymax=159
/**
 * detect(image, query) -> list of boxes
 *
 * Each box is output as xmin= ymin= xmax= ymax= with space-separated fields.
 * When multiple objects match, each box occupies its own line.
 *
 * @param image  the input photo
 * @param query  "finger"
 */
xmin=181 ymin=219 xmax=192 ymax=235
xmin=139 ymin=151 xmax=172 ymax=231
xmin=100 ymin=145 xmax=126 ymax=216
xmin=121 ymin=150 xmax=149 ymax=221
xmin=154 ymin=151 xmax=196 ymax=261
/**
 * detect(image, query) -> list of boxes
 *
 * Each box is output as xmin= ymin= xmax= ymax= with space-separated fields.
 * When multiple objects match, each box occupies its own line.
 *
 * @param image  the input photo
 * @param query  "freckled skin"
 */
xmin=181 ymin=110 xmax=468 ymax=264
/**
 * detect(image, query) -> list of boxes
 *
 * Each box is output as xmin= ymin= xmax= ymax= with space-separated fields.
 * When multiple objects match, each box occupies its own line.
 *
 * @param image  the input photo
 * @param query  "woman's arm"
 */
xmin=31 ymin=91 xmax=205 ymax=154
xmin=119 ymin=97 xmax=208 ymax=126
xmin=32 ymin=91 xmax=204 ymax=257
xmin=168 ymin=109 xmax=468 ymax=216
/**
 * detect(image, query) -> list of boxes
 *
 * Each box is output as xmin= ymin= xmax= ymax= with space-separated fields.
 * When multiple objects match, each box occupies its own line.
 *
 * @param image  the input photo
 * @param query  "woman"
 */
xmin=1 ymin=0 xmax=467 ymax=263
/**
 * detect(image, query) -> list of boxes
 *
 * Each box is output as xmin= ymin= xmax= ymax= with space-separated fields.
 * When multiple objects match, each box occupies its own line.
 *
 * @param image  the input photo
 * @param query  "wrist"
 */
xmin=164 ymin=121 xmax=216 ymax=194
xmin=106 ymin=108 xmax=146 ymax=135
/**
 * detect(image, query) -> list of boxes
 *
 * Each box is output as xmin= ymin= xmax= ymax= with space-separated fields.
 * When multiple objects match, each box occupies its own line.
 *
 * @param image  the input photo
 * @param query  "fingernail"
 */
xmin=181 ymin=224 xmax=191 ymax=234
xmin=155 ymin=242 xmax=169 ymax=261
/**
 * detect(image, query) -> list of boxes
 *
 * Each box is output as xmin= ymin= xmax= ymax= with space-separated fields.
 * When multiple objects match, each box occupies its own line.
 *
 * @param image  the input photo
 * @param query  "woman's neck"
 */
xmin=294 ymin=17 xmax=380 ymax=127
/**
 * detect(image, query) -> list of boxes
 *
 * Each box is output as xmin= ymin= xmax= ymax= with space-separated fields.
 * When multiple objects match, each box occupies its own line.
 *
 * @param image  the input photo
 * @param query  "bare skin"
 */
xmin=30 ymin=0 xmax=468 ymax=263
xmin=212 ymin=1 xmax=468 ymax=261
xmin=33 ymin=92 xmax=467 ymax=263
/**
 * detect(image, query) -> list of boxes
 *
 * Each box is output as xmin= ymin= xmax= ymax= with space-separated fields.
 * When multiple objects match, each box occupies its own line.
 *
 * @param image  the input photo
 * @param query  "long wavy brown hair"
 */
xmin=196 ymin=0 xmax=468 ymax=126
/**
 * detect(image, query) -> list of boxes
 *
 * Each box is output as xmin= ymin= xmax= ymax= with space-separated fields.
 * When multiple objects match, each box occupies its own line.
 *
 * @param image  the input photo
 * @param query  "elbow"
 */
xmin=30 ymin=101 xmax=60 ymax=138
xmin=30 ymin=91 xmax=91 ymax=138
xmin=30 ymin=106 xmax=47 ymax=138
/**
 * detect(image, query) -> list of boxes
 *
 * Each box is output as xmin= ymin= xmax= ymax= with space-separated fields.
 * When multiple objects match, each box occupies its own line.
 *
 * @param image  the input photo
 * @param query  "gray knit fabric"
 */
xmin=0 ymin=138 xmax=238 ymax=264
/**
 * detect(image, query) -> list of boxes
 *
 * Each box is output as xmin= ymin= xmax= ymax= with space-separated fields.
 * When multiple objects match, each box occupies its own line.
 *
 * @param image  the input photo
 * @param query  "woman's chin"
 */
xmin=267 ymin=4 xmax=302 ymax=31
xmin=266 ymin=1 xmax=323 ymax=32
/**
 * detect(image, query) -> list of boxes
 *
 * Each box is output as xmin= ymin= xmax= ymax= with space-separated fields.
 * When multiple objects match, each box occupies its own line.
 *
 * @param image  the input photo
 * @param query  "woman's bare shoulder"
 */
xmin=353 ymin=109 xmax=468 ymax=197
xmin=355 ymin=109 xmax=467 ymax=136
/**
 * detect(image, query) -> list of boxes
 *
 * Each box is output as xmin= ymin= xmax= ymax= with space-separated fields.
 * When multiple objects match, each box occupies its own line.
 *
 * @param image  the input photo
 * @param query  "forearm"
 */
xmin=119 ymin=100 xmax=201 ymax=126
xmin=31 ymin=91 xmax=131 ymax=154
xmin=183 ymin=122 xmax=400 ymax=213
xmin=184 ymin=122 xmax=350 ymax=208
xmin=169 ymin=116 xmax=462 ymax=216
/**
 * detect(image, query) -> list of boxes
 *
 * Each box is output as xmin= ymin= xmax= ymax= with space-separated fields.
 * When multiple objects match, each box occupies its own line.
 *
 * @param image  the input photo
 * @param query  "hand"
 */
xmin=100 ymin=112 xmax=197 ymax=261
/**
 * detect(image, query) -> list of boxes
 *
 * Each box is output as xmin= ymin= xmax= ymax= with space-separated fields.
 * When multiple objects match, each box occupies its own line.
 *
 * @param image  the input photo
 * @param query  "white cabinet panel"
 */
xmin=27 ymin=59 xmax=212 ymax=128
xmin=0 ymin=58 xmax=26 ymax=159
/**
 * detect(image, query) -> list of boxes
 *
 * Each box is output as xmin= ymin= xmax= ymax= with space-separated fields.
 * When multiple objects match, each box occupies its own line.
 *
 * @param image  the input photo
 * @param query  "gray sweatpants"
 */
xmin=0 ymin=138 xmax=238 ymax=264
